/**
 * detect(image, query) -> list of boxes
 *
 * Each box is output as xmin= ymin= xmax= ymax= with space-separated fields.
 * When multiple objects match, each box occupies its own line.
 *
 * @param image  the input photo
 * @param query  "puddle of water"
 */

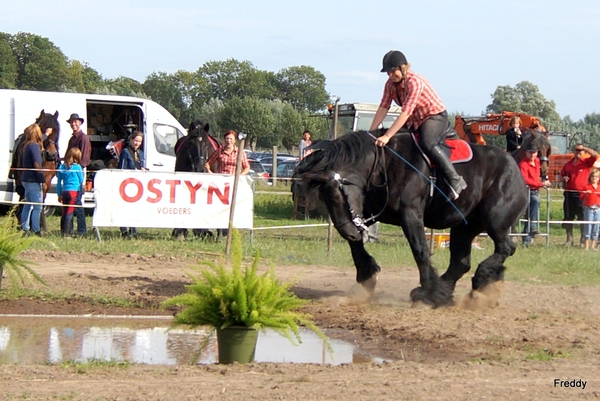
xmin=0 ymin=316 xmax=386 ymax=365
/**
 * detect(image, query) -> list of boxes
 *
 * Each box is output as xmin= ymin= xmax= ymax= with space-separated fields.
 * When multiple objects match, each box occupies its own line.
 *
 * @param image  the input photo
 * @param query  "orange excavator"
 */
xmin=454 ymin=111 xmax=545 ymax=145
xmin=454 ymin=112 xmax=572 ymax=183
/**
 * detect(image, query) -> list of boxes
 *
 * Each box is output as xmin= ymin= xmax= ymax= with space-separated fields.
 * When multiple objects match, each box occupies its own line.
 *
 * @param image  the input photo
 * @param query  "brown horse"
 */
xmin=511 ymin=130 xmax=552 ymax=179
xmin=39 ymin=112 xmax=61 ymax=231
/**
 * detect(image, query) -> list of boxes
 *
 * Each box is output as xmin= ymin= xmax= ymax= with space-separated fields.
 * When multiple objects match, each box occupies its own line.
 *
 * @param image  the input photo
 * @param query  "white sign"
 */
xmin=92 ymin=170 xmax=253 ymax=229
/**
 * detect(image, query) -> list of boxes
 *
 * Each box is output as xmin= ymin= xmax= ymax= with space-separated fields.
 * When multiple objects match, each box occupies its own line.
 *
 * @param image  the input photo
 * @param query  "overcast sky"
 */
xmin=2 ymin=0 xmax=599 ymax=120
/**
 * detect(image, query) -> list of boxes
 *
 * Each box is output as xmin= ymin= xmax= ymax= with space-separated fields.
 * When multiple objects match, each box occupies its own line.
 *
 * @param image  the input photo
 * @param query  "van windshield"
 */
xmin=153 ymin=124 xmax=184 ymax=156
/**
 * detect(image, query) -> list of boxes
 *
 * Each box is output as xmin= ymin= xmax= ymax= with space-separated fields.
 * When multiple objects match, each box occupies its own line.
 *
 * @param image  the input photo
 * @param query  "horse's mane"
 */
xmin=522 ymin=131 xmax=551 ymax=155
xmin=298 ymin=131 xmax=379 ymax=175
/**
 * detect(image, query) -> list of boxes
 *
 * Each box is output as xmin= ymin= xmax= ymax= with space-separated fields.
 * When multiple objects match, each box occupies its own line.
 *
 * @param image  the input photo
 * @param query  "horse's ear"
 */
xmin=203 ymin=122 xmax=210 ymax=133
xmin=39 ymin=110 xmax=45 ymax=119
xmin=53 ymin=111 xmax=59 ymax=119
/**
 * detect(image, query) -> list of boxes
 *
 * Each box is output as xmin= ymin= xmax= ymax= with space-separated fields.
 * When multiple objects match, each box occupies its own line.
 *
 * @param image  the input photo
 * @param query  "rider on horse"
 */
xmin=370 ymin=50 xmax=468 ymax=200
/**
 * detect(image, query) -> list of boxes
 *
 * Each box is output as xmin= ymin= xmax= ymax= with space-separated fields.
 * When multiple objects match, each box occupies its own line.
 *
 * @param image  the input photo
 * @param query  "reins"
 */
xmin=329 ymin=143 xmax=389 ymax=232
xmin=365 ymin=131 xmax=468 ymax=225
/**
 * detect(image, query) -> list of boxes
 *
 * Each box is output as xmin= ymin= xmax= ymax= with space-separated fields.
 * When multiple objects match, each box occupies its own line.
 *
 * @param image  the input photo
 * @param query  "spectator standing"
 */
xmin=57 ymin=148 xmax=84 ymax=237
xmin=518 ymin=144 xmax=551 ymax=247
xmin=66 ymin=113 xmax=91 ymax=236
xmin=205 ymin=130 xmax=249 ymax=238
xmin=560 ymin=144 xmax=599 ymax=246
xmin=580 ymin=169 xmax=600 ymax=250
xmin=205 ymin=130 xmax=250 ymax=175
xmin=505 ymin=116 xmax=531 ymax=152
xmin=118 ymin=131 xmax=146 ymax=239
xmin=298 ymin=130 xmax=312 ymax=159
xmin=19 ymin=123 xmax=47 ymax=236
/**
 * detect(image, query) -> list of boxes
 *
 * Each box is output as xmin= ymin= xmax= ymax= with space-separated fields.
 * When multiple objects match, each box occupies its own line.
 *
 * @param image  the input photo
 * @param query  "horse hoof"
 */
xmin=411 ymin=300 xmax=433 ymax=310
xmin=361 ymin=274 xmax=378 ymax=294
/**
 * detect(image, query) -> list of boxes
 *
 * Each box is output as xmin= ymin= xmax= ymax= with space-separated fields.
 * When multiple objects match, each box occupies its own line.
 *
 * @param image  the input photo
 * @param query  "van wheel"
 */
xmin=43 ymin=205 xmax=55 ymax=217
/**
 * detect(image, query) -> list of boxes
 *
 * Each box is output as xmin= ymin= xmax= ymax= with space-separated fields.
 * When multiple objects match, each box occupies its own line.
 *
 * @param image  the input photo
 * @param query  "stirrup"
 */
xmin=449 ymin=177 xmax=467 ymax=200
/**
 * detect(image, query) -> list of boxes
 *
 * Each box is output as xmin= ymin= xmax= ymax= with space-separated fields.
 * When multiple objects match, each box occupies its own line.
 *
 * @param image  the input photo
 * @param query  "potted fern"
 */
xmin=162 ymin=229 xmax=329 ymax=364
xmin=0 ymin=210 xmax=46 ymax=291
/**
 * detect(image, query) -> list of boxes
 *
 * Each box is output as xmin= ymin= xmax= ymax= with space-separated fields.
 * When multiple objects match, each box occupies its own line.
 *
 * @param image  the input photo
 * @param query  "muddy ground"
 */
xmin=1 ymin=249 xmax=600 ymax=400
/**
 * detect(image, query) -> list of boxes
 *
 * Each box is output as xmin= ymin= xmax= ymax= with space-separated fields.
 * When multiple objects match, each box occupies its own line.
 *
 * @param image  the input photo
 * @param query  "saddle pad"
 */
xmin=446 ymin=138 xmax=473 ymax=164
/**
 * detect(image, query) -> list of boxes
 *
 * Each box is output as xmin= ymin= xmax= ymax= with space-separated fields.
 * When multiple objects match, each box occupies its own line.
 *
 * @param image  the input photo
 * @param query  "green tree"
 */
xmin=198 ymin=97 xmax=225 ymax=137
xmin=219 ymin=97 xmax=276 ymax=148
xmin=142 ymin=71 xmax=186 ymax=122
xmin=275 ymin=101 xmax=314 ymax=152
xmin=275 ymin=66 xmax=329 ymax=112
xmin=198 ymin=59 xmax=277 ymax=102
xmin=0 ymin=32 xmax=18 ymax=89
xmin=63 ymin=60 xmax=103 ymax=93
xmin=105 ymin=76 xmax=145 ymax=97
xmin=486 ymin=81 xmax=561 ymax=128
xmin=9 ymin=32 xmax=69 ymax=91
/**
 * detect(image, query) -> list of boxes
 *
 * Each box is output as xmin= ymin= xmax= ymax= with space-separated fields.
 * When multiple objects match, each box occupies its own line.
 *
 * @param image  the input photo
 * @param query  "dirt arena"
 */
xmin=1 ymin=249 xmax=599 ymax=400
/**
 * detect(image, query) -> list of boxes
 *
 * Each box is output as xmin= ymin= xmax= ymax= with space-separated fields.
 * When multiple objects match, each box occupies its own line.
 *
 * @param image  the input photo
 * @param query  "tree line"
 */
xmin=2 ymin=31 xmax=600 ymax=152
xmin=0 ymin=32 xmax=330 ymax=151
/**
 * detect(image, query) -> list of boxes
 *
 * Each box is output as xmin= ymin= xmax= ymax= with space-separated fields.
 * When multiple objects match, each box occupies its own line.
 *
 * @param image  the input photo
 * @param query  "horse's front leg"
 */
xmin=348 ymin=240 xmax=381 ymax=293
xmin=403 ymin=214 xmax=452 ymax=308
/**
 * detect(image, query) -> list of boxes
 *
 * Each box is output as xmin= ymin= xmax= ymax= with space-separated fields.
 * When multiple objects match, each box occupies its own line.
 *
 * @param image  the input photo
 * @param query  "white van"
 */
xmin=0 ymin=89 xmax=187 ymax=213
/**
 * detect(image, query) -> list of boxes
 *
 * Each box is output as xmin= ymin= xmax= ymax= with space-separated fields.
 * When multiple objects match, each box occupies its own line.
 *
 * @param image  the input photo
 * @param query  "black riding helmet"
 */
xmin=381 ymin=50 xmax=408 ymax=73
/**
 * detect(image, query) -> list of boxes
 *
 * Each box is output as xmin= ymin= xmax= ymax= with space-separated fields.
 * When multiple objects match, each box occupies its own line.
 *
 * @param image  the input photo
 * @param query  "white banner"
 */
xmin=92 ymin=170 xmax=253 ymax=229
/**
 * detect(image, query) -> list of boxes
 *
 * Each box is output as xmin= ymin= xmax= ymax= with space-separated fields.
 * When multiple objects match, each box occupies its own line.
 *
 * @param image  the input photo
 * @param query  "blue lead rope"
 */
xmin=365 ymin=131 xmax=468 ymax=225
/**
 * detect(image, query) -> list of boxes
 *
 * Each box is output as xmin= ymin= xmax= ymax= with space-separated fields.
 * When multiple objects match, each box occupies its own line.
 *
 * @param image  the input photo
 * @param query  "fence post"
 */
xmin=225 ymin=133 xmax=247 ymax=255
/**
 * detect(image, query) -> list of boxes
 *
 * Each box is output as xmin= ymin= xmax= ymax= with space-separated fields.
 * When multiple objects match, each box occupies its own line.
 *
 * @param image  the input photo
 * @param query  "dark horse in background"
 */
xmin=172 ymin=120 xmax=221 ymax=238
xmin=10 ymin=110 xmax=61 ymax=231
xmin=511 ymin=130 xmax=552 ymax=177
xmin=295 ymin=129 xmax=528 ymax=308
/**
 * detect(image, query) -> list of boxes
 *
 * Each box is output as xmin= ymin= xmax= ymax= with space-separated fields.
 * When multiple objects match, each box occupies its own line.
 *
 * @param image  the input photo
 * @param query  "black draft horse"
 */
xmin=172 ymin=120 xmax=221 ymax=238
xmin=295 ymin=129 xmax=528 ymax=308
xmin=10 ymin=110 xmax=60 ymax=231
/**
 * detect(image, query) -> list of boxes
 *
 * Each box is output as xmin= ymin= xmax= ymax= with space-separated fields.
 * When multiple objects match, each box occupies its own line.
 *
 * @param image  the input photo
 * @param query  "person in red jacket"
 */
xmin=519 ymin=144 xmax=551 ymax=247
xmin=560 ymin=144 xmax=599 ymax=246
xmin=580 ymin=169 xmax=600 ymax=250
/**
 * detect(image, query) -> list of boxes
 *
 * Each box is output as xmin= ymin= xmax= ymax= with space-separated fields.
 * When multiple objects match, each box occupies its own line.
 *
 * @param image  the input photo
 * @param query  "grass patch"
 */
xmin=1 ymin=186 xmax=599 ymax=288
xmin=0 ymin=287 xmax=149 ymax=308
xmin=59 ymin=358 xmax=130 ymax=373
xmin=524 ymin=347 xmax=570 ymax=361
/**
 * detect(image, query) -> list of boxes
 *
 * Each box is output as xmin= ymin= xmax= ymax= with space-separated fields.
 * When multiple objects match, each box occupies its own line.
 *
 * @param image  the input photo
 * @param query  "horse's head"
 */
xmin=36 ymin=110 xmax=60 ymax=163
xmin=527 ymin=130 xmax=551 ymax=179
xmin=296 ymin=133 xmax=378 ymax=242
xmin=176 ymin=120 xmax=217 ymax=172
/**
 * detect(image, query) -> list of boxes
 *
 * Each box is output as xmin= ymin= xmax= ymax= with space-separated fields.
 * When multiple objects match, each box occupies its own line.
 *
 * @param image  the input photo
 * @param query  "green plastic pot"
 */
xmin=216 ymin=326 xmax=259 ymax=364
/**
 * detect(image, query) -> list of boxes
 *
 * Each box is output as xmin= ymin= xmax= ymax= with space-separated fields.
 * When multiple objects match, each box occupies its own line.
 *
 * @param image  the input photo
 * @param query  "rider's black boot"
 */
xmin=430 ymin=145 xmax=467 ymax=200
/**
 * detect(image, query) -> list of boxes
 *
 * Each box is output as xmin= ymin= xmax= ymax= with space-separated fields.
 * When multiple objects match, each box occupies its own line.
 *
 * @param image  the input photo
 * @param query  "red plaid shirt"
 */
xmin=206 ymin=147 xmax=249 ymax=174
xmin=379 ymin=70 xmax=446 ymax=129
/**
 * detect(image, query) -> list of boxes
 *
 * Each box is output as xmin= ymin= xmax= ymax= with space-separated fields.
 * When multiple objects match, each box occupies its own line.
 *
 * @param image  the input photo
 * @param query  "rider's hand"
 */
xmin=375 ymin=135 xmax=390 ymax=147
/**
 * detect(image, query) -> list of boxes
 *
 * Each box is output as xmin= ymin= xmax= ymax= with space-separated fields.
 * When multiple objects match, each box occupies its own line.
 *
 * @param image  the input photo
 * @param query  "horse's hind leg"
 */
xmin=440 ymin=223 xmax=482 ymax=294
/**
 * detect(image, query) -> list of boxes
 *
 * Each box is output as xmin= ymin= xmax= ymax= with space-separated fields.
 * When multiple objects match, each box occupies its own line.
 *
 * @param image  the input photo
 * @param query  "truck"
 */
xmin=1 ymin=89 xmax=187 ymax=213
xmin=327 ymin=102 xmax=402 ymax=138
xmin=454 ymin=112 xmax=572 ymax=183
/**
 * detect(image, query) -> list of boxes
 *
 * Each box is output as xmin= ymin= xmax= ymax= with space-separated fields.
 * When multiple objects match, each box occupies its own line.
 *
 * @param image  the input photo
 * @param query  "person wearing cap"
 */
xmin=519 ymin=144 xmax=551 ymax=247
xmin=370 ymin=50 xmax=467 ymax=200
xmin=560 ymin=143 xmax=599 ymax=246
xmin=66 ymin=113 xmax=91 ymax=236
